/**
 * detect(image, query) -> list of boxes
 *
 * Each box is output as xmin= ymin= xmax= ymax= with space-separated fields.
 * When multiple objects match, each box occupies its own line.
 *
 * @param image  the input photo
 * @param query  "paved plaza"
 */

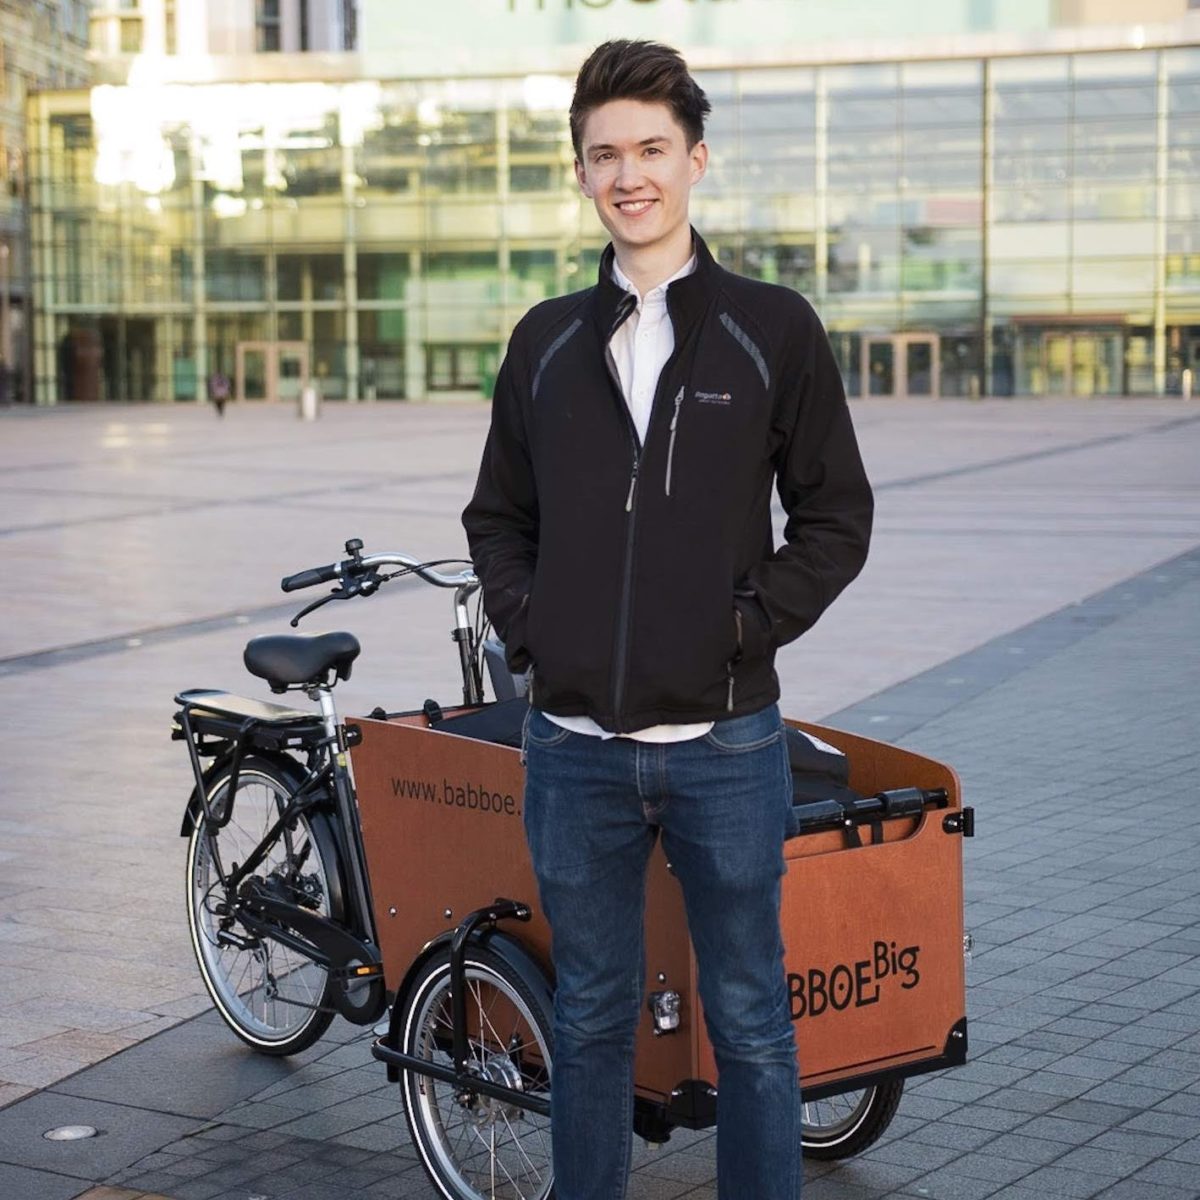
xmin=0 ymin=398 xmax=1198 ymax=1199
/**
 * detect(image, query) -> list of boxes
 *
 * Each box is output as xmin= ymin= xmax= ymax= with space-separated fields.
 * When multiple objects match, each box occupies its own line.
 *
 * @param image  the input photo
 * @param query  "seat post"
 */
xmin=312 ymin=685 xmax=340 ymax=742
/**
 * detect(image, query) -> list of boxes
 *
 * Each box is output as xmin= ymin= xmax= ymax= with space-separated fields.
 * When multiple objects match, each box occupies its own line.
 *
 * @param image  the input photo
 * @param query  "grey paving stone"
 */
xmin=1093 ymin=1181 xmax=1198 ymax=1200
xmin=51 ymin=1012 xmax=305 ymax=1120
xmin=1130 ymin=1157 xmax=1200 ymax=1191
xmin=998 ymin=1164 xmax=1111 ymax=1198
xmin=0 ymin=1090 xmax=197 ymax=1181
xmin=0 ymin=1161 xmax=85 ymax=1200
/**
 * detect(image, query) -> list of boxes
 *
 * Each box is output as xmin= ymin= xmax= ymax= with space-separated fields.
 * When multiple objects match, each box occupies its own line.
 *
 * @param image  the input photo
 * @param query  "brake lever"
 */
xmin=288 ymin=568 xmax=382 ymax=627
xmin=290 ymin=585 xmax=352 ymax=627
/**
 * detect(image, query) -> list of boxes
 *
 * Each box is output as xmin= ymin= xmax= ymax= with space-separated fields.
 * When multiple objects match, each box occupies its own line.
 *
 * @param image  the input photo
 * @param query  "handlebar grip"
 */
xmin=281 ymin=563 xmax=340 ymax=592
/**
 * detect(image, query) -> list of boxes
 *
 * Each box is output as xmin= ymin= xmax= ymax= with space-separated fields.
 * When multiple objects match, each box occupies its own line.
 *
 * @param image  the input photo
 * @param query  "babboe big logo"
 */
xmin=788 ymin=940 xmax=922 ymax=1021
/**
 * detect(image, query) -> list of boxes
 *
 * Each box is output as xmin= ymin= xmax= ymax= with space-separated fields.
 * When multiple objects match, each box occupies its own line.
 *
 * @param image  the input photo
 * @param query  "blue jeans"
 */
xmin=522 ymin=703 xmax=802 ymax=1200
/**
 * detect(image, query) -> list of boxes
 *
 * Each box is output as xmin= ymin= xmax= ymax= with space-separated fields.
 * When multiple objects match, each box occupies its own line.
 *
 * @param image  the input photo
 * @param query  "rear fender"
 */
xmin=383 ymin=927 xmax=554 ymax=1082
xmin=181 ymin=752 xmax=347 ymax=922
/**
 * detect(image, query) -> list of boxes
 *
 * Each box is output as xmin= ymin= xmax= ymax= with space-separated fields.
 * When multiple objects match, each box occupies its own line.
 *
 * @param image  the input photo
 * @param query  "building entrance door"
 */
xmin=236 ymin=341 xmax=310 ymax=402
xmin=861 ymin=334 xmax=940 ymax=398
xmin=1016 ymin=329 xmax=1123 ymax=396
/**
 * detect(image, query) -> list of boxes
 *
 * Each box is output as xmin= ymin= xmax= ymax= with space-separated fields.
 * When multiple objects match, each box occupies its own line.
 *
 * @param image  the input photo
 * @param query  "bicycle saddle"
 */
xmin=243 ymin=632 xmax=361 ymax=690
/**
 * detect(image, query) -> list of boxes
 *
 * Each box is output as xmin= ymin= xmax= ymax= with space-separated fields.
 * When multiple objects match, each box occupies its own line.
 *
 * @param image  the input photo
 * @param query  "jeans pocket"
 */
xmin=703 ymin=703 xmax=783 ymax=754
xmin=525 ymin=708 xmax=573 ymax=748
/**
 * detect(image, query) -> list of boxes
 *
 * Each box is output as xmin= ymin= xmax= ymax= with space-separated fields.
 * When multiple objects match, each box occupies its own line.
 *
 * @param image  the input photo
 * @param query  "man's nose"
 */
xmin=615 ymin=155 xmax=645 ymax=190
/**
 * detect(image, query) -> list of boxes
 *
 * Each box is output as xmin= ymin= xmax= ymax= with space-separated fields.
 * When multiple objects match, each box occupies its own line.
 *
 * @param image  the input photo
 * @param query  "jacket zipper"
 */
xmin=604 ymin=332 xmax=641 ymax=728
xmin=664 ymin=385 xmax=684 ymax=496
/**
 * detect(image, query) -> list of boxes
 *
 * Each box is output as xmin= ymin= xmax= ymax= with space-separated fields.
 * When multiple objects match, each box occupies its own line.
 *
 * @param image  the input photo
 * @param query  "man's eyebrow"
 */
xmin=586 ymin=136 xmax=671 ymax=153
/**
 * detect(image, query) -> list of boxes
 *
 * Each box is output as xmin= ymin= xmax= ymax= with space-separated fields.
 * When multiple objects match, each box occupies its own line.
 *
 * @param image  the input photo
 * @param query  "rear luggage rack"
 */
xmin=172 ymin=689 xmax=326 ymax=755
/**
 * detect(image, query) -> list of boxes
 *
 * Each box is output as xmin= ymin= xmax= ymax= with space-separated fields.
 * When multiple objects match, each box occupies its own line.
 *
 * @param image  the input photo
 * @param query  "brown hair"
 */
xmin=570 ymin=39 xmax=711 ymax=161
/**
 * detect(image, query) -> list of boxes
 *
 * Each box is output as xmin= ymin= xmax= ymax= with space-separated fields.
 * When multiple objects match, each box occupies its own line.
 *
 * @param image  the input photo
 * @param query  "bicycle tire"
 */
xmin=801 ymin=1079 xmax=904 ymax=1159
xmin=399 ymin=945 xmax=555 ymax=1200
xmin=186 ymin=753 xmax=341 ymax=1056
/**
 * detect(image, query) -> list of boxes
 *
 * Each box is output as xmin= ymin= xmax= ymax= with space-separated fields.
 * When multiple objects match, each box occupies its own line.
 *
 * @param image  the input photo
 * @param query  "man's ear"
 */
xmin=689 ymin=140 xmax=709 ymax=186
xmin=574 ymin=157 xmax=593 ymax=199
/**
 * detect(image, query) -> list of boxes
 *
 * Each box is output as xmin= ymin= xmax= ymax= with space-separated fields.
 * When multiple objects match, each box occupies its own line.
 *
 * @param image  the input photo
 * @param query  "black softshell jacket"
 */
xmin=462 ymin=234 xmax=873 ymax=734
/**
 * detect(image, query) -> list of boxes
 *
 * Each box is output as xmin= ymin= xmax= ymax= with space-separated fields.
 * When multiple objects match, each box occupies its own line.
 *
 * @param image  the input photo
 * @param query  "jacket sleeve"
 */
xmin=461 ymin=345 xmax=539 ymax=671
xmin=737 ymin=307 xmax=873 ymax=657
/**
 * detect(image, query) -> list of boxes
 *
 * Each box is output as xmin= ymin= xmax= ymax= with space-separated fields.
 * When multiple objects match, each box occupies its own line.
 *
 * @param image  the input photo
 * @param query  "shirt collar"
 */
xmin=611 ymin=252 xmax=697 ymax=306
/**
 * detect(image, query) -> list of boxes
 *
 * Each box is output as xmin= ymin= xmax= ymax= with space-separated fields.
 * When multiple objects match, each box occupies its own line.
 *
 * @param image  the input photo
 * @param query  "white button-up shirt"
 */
xmin=542 ymin=254 xmax=714 ymax=744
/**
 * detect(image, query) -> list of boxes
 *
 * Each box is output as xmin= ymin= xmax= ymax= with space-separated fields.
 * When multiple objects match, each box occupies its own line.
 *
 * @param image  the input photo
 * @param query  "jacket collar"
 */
xmin=593 ymin=229 xmax=717 ymax=339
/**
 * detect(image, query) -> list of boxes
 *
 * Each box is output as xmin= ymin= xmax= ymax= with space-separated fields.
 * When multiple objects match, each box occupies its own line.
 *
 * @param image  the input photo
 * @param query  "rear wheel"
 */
xmin=801 ymin=1080 xmax=904 ymax=1159
xmin=399 ymin=945 xmax=554 ymax=1200
xmin=186 ymin=755 xmax=339 ymax=1056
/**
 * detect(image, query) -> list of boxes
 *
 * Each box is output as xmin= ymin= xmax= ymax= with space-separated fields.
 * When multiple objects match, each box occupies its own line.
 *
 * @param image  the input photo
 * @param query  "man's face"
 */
xmin=575 ymin=98 xmax=707 ymax=259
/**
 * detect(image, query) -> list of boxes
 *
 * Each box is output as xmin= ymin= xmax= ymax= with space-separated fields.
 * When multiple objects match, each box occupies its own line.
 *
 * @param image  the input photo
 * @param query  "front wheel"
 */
xmin=398 ymin=945 xmax=555 ymax=1200
xmin=186 ymin=754 xmax=341 ymax=1056
xmin=801 ymin=1079 xmax=904 ymax=1159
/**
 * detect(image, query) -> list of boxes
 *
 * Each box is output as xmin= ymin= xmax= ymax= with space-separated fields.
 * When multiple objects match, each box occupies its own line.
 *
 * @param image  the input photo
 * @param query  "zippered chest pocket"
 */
xmin=664 ymin=385 xmax=684 ymax=497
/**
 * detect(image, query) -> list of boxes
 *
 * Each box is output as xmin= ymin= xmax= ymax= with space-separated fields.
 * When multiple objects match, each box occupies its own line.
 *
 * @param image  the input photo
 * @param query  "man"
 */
xmin=462 ymin=39 xmax=873 ymax=1200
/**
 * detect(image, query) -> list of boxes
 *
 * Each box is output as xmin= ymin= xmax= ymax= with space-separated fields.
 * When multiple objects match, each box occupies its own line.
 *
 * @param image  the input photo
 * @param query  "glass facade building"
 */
xmin=25 ymin=23 xmax=1200 ymax=402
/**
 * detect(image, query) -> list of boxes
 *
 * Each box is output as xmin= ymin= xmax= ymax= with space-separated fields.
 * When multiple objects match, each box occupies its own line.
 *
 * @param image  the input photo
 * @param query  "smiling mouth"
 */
xmin=615 ymin=199 xmax=656 ymax=215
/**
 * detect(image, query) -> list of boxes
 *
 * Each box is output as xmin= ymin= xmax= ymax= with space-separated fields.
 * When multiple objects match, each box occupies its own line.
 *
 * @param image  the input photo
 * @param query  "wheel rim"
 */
xmin=188 ymin=770 xmax=331 ymax=1045
xmin=802 ymin=1088 xmax=875 ymax=1145
xmin=407 ymin=963 xmax=553 ymax=1200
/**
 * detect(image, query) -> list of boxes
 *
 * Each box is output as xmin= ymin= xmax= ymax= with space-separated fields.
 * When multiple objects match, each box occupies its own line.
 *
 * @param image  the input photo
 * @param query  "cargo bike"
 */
xmin=174 ymin=539 xmax=973 ymax=1200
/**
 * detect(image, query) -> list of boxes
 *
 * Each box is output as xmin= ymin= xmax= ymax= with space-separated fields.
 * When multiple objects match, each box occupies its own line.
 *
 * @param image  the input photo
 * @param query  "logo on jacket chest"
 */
xmin=694 ymin=390 xmax=733 ymax=406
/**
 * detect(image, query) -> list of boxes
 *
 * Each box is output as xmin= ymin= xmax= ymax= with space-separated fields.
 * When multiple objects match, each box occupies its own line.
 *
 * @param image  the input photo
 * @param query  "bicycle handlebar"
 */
xmin=281 ymin=564 xmax=341 ymax=592
xmin=280 ymin=548 xmax=477 ymax=594
xmin=358 ymin=552 xmax=477 ymax=590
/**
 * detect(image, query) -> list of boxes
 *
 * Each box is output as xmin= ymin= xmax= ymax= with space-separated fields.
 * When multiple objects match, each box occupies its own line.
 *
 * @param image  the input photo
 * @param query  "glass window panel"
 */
xmin=739 ymin=77 xmax=817 ymax=134
xmin=828 ymin=227 xmax=901 ymax=293
xmin=276 ymin=252 xmax=344 ymax=301
xmin=741 ymin=242 xmax=815 ymax=292
xmin=1166 ymin=253 xmax=1200 ymax=287
xmin=1073 ymin=182 xmax=1154 ymax=220
xmin=509 ymin=248 xmax=557 ymax=290
xmin=1166 ymin=222 xmax=1200 ymax=253
xmin=1073 ymin=83 xmax=1156 ymax=119
xmin=911 ymin=194 xmax=983 ymax=226
xmin=990 ymin=222 xmax=1068 ymax=260
xmin=901 ymin=156 xmax=981 ymax=191
xmin=1073 ymin=220 xmax=1154 ymax=257
xmin=1170 ymin=78 xmax=1200 ymax=113
xmin=991 ymin=56 xmax=1070 ymax=86
xmin=901 ymin=125 xmax=980 ymax=160
xmin=1071 ymin=258 xmax=1155 ymax=295
xmin=358 ymin=251 xmax=411 ymax=300
xmin=741 ymin=133 xmax=815 ymax=191
xmin=1072 ymin=118 xmax=1156 ymax=153
xmin=993 ymin=122 xmax=1070 ymax=156
xmin=277 ymin=311 xmax=303 ymax=340
xmin=902 ymin=90 xmax=982 ymax=127
xmin=423 ymin=108 xmax=496 ymax=194
xmin=1073 ymin=146 xmax=1157 ymax=182
xmin=993 ymin=87 xmax=1070 ymax=122
xmin=206 ymin=250 xmax=266 ymax=302
xmin=1169 ymin=118 xmax=1200 ymax=149
xmin=900 ymin=229 xmax=982 ymax=292
xmin=425 ymin=249 xmax=498 ymax=278
xmin=358 ymin=310 xmax=405 ymax=399
xmin=207 ymin=312 xmax=268 ymax=377
xmin=988 ymin=259 xmax=1069 ymax=295
xmin=826 ymin=64 xmax=899 ymax=132
xmin=1168 ymin=182 xmax=1200 ymax=220
xmin=1072 ymin=51 xmax=1156 ymax=83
